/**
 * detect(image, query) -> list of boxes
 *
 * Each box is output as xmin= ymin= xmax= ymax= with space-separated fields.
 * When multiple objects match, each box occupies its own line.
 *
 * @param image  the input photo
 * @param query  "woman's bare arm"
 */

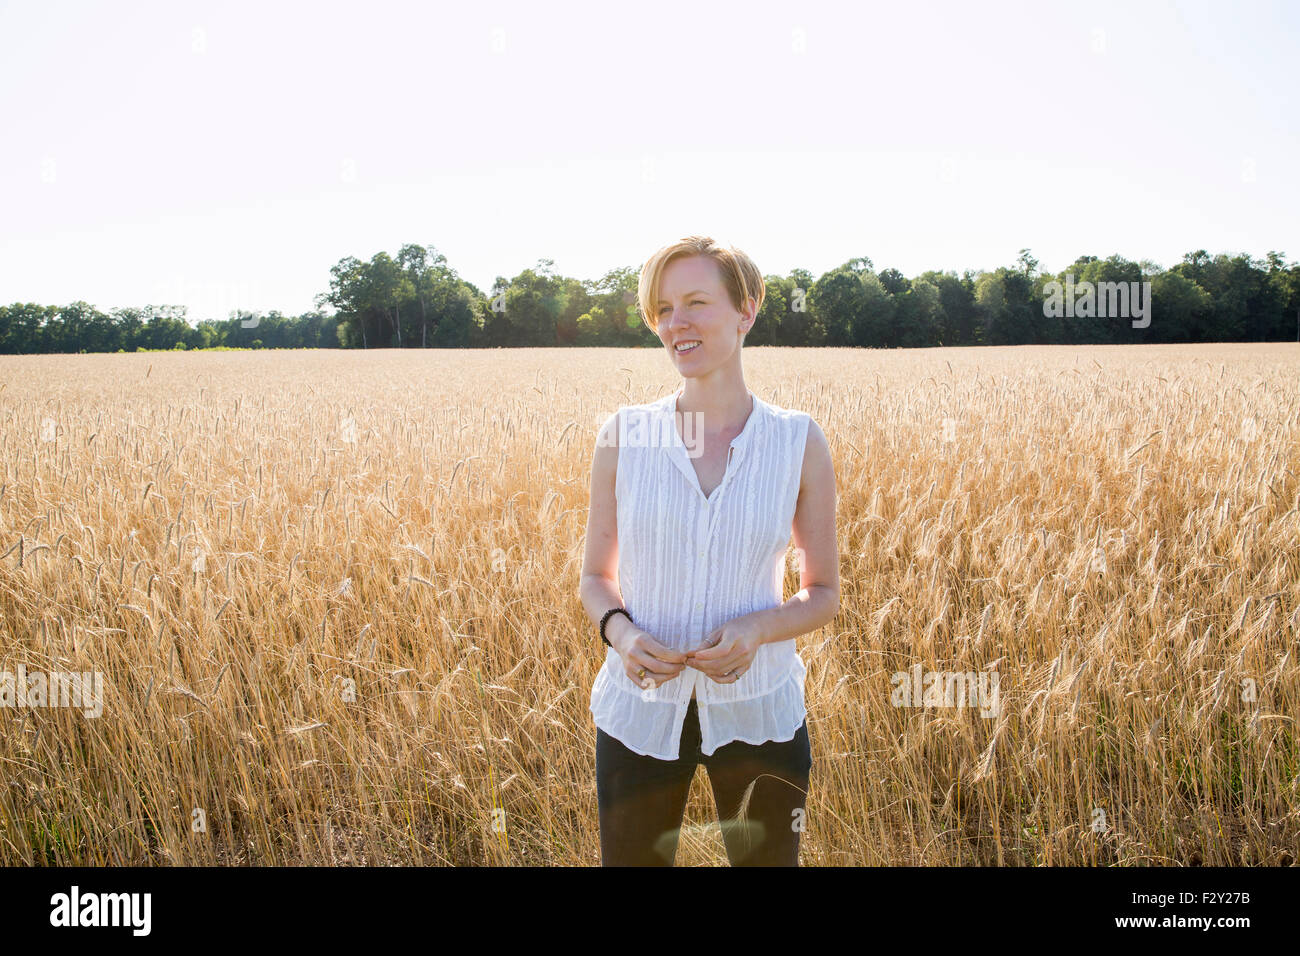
xmin=577 ymin=413 xmax=636 ymax=646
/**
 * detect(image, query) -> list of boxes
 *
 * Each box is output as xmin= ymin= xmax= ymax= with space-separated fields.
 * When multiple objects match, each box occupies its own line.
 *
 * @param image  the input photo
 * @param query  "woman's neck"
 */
xmin=676 ymin=378 xmax=753 ymax=435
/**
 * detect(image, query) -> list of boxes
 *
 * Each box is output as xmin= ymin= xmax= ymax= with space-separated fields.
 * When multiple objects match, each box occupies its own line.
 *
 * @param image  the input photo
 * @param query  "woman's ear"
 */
xmin=744 ymin=295 xmax=758 ymax=332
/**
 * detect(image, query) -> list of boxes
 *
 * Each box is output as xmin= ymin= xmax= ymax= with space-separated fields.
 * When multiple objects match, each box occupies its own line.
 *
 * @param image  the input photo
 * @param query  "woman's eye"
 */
xmin=659 ymin=300 xmax=705 ymax=314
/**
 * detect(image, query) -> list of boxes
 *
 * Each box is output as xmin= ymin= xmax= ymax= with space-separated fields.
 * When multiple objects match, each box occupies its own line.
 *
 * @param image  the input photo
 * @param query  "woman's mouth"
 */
xmin=674 ymin=340 xmax=701 ymax=354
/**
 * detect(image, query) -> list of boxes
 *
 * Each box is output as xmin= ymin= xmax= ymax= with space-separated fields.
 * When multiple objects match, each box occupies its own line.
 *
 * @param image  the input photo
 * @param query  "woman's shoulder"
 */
xmin=594 ymin=394 xmax=672 ymax=448
xmin=755 ymin=394 xmax=821 ymax=476
xmin=756 ymin=392 xmax=816 ymax=432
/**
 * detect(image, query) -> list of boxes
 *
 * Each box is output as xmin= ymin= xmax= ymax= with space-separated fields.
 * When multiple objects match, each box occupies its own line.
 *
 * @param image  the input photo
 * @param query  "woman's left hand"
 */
xmin=685 ymin=616 xmax=765 ymax=683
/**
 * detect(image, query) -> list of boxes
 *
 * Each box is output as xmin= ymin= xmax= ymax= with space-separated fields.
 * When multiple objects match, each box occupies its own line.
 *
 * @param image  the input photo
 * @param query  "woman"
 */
xmin=578 ymin=235 xmax=840 ymax=866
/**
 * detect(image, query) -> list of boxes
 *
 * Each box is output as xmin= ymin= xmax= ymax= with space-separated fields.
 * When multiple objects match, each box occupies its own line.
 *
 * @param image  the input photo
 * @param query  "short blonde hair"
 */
xmin=637 ymin=235 xmax=766 ymax=335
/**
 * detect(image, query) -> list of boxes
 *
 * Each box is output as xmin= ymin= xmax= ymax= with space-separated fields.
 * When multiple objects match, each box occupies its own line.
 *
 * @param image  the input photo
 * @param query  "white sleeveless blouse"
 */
xmin=588 ymin=386 xmax=813 ymax=760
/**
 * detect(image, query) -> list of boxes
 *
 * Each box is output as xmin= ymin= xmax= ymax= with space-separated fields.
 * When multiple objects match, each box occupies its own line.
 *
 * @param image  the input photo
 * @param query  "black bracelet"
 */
xmin=600 ymin=607 xmax=632 ymax=647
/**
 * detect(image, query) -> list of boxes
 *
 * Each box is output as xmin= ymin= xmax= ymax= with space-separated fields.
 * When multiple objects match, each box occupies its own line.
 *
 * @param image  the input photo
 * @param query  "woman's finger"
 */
xmin=630 ymin=649 xmax=683 ymax=678
xmin=708 ymin=656 xmax=751 ymax=679
xmin=693 ymin=647 xmax=746 ymax=674
xmin=638 ymin=644 xmax=686 ymax=668
xmin=641 ymin=636 xmax=688 ymax=663
xmin=629 ymin=666 xmax=681 ymax=689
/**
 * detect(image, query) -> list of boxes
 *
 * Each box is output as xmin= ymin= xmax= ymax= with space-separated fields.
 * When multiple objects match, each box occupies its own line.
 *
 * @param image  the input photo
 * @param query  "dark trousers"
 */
xmin=596 ymin=697 xmax=812 ymax=866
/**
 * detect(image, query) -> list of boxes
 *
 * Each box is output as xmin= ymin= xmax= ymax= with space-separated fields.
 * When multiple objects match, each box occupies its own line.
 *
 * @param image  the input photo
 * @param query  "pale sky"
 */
xmin=2 ymin=0 xmax=1297 ymax=324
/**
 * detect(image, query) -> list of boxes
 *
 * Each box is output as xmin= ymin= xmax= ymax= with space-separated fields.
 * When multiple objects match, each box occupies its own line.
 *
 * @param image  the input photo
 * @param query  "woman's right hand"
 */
xmin=609 ymin=618 xmax=688 ymax=690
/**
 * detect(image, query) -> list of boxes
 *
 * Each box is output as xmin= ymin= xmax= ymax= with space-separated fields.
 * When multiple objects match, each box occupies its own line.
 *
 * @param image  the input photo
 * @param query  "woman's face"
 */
xmin=655 ymin=256 xmax=753 ymax=375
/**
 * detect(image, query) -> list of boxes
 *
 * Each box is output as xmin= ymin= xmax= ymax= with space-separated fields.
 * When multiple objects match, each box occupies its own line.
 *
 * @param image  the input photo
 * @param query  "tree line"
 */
xmin=2 ymin=243 xmax=1297 ymax=354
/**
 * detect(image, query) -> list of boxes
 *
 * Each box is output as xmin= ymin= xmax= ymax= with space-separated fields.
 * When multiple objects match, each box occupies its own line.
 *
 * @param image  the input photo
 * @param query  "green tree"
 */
xmin=854 ymin=271 xmax=896 ymax=347
xmin=316 ymin=256 xmax=372 ymax=347
xmin=775 ymin=269 xmax=822 ymax=346
xmin=917 ymin=270 xmax=978 ymax=345
xmin=1150 ymin=271 xmax=1212 ymax=341
xmin=895 ymin=278 xmax=944 ymax=347
xmin=809 ymin=269 xmax=862 ymax=346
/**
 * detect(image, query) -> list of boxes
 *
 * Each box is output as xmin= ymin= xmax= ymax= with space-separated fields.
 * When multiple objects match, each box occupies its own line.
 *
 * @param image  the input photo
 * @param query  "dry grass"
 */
xmin=0 ymin=343 xmax=1297 ymax=865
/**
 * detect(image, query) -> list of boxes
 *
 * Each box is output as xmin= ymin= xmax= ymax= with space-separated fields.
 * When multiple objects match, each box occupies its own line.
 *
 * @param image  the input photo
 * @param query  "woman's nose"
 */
xmin=664 ymin=309 xmax=691 ymax=332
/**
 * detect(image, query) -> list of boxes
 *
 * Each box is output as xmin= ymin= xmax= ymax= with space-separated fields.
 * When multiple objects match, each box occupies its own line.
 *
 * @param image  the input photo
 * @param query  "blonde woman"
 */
xmin=578 ymin=235 xmax=840 ymax=866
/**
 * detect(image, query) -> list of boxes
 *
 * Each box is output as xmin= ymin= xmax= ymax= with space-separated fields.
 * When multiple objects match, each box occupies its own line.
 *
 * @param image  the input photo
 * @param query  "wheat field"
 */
xmin=0 ymin=343 xmax=1296 ymax=865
